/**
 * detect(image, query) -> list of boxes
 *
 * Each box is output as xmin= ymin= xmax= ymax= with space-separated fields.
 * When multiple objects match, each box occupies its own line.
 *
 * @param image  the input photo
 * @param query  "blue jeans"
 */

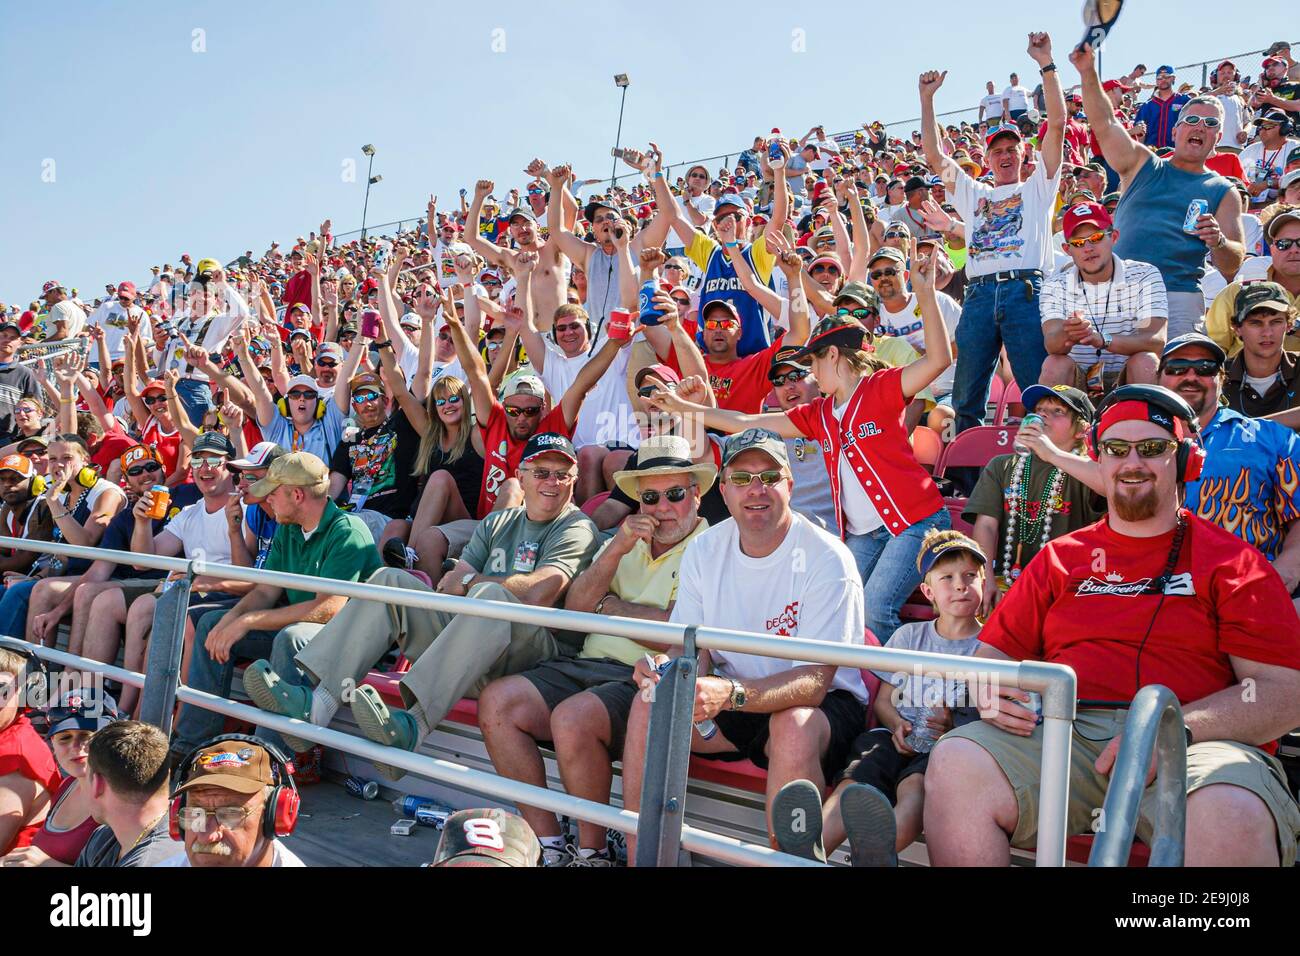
xmin=0 ymin=579 xmax=38 ymax=639
xmin=845 ymin=508 xmax=951 ymax=644
xmin=172 ymin=609 xmax=320 ymax=755
xmin=174 ymin=378 xmax=213 ymax=427
xmin=950 ymin=274 xmax=1048 ymax=434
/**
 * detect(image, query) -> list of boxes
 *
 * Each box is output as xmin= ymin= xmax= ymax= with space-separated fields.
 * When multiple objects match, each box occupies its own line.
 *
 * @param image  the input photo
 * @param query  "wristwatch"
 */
xmin=1184 ymin=724 xmax=1194 ymax=748
xmin=728 ymin=679 xmax=747 ymax=712
xmin=459 ymin=571 xmax=476 ymax=590
xmin=1101 ymin=331 xmax=1113 ymax=350
xmin=1040 ymin=62 xmax=1057 ymax=75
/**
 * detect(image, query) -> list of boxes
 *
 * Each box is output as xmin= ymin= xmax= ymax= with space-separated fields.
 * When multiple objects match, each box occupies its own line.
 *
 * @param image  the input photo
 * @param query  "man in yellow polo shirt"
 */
xmin=1205 ymin=209 xmax=1300 ymax=356
xmin=477 ymin=435 xmax=714 ymax=866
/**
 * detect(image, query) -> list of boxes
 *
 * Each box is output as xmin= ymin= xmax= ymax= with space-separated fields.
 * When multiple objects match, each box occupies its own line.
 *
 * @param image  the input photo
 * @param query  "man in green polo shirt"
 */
xmin=170 ymin=451 xmax=380 ymax=761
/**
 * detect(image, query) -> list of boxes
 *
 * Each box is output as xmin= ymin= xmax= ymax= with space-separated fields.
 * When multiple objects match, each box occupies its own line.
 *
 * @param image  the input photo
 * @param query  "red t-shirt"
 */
xmin=91 ymin=424 xmax=136 ymax=476
xmin=0 ymin=713 xmax=62 ymax=854
xmin=981 ymin=513 xmax=1300 ymax=715
xmin=675 ymin=335 xmax=785 ymax=414
xmin=142 ymin=416 xmax=183 ymax=479
xmin=476 ymin=400 xmax=573 ymax=516
xmin=1088 ymin=109 xmax=1131 ymax=164
xmin=1206 ymin=152 xmax=1245 ymax=182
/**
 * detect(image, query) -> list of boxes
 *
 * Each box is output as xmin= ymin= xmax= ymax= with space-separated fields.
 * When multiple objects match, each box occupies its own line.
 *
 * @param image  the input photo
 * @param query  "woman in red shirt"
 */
xmin=649 ymin=254 xmax=954 ymax=641
xmin=0 ymin=645 xmax=62 ymax=857
xmin=1 ymin=689 xmax=118 ymax=867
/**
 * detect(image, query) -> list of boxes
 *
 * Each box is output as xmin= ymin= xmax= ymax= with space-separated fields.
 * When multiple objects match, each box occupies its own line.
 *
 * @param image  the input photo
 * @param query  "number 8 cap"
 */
xmin=430 ymin=808 xmax=542 ymax=867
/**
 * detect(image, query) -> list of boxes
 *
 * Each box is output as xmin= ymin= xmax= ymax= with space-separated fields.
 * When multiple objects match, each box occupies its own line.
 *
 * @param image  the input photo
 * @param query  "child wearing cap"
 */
xmin=816 ymin=528 xmax=987 ymax=866
xmin=964 ymin=384 xmax=1106 ymax=616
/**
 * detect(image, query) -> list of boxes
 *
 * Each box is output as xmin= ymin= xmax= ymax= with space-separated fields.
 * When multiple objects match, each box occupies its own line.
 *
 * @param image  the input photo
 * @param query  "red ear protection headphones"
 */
xmin=1088 ymin=384 xmax=1205 ymax=484
xmin=169 ymin=734 xmax=300 ymax=841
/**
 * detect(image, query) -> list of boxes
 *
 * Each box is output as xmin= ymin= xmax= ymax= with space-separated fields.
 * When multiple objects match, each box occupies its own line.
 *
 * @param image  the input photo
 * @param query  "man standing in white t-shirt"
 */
xmin=84 ymin=282 xmax=151 ymax=359
xmin=1002 ymin=72 xmax=1033 ymax=121
xmin=619 ymin=429 xmax=870 ymax=859
xmin=920 ymin=31 xmax=1065 ymax=436
xmin=979 ymin=81 xmax=1006 ymax=123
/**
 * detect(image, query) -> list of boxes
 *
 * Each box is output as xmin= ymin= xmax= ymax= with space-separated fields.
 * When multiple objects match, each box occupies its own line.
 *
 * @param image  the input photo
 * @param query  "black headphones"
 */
xmin=1088 ymin=384 xmax=1206 ymax=484
xmin=169 ymin=733 xmax=300 ymax=840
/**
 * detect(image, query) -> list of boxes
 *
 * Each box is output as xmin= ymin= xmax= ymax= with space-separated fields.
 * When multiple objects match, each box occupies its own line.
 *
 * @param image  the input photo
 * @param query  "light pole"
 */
xmin=360 ymin=144 xmax=379 ymax=242
xmin=610 ymin=74 xmax=630 ymax=189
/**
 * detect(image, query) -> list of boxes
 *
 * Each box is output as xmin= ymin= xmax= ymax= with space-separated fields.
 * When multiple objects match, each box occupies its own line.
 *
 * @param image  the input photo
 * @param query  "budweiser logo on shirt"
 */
xmin=1076 ymin=575 xmax=1155 ymax=597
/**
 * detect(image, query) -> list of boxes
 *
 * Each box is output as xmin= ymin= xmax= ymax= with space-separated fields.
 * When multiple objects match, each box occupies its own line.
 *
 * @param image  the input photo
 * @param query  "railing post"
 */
xmin=1022 ymin=660 xmax=1076 ymax=866
xmin=138 ymin=568 xmax=195 ymax=734
xmin=1089 ymin=684 xmax=1186 ymax=867
xmin=634 ymin=626 xmax=700 ymax=867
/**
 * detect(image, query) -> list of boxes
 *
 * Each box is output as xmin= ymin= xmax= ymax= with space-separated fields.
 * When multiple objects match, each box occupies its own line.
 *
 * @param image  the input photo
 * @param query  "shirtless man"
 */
xmin=466 ymin=170 xmax=574 ymax=333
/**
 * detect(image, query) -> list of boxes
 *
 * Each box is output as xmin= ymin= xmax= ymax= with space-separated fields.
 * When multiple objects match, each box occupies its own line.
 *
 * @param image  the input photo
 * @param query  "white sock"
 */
xmin=310 ymin=686 xmax=339 ymax=725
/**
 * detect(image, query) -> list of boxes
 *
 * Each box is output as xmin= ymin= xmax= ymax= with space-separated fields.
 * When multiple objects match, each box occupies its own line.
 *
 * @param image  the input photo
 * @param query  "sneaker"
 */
xmin=541 ymin=843 xmax=573 ymax=868
xmin=771 ymin=778 xmax=827 ymax=863
xmin=241 ymin=660 xmax=315 ymax=753
xmin=382 ymin=538 xmax=414 ymax=570
xmin=350 ymin=684 xmax=420 ymax=781
xmin=839 ymin=783 xmax=898 ymax=867
xmin=565 ymin=847 xmax=615 ymax=867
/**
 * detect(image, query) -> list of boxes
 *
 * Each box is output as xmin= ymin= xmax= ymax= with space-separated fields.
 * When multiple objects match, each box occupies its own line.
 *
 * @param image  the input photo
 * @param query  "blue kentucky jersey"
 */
xmin=696 ymin=243 xmax=773 ymax=357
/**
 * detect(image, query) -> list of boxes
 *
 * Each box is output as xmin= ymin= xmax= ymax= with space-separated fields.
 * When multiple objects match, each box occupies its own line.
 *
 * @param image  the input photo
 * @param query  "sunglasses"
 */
xmin=726 ymin=469 xmax=785 ymax=487
xmin=811 ymin=264 xmax=841 ymax=276
xmin=553 ymin=322 xmax=585 ymax=335
xmin=835 ymin=307 xmax=876 ymax=321
xmin=1066 ymin=230 xmax=1110 ymax=248
xmin=1161 ymin=358 xmax=1221 ymax=377
xmin=193 ymin=455 xmax=227 ymax=469
xmin=351 ymin=389 xmax=382 ymax=405
xmin=316 ymin=358 xmax=339 ymax=368
xmin=1273 ymin=238 xmax=1299 ymax=251
xmin=664 ymin=263 xmax=687 ymax=272
xmin=639 ymin=486 xmax=689 ymax=505
xmin=1177 ymin=114 xmax=1221 ymax=129
xmin=770 ymin=368 xmax=810 ymax=387
xmin=125 ymin=461 xmax=162 ymax=477
xmin=523 ymin=466 xmax=575 ymax=483
xmin=593 ymin=213 xmax=619 ymax=224
xmin=869 ymin=267 xmax=901 ymax=280
xmin=671 ymin=296 xmax=691 ymax=307
xmin=1098 ymin=438 xmax=1180 ymax=459
xmin=702 ymin=318 xmax=739 ymax=330
xmin=504 ymin=404 xmax=543 ymax=418
xmin=286 ymin=389 xmax=317 ymax=401
xmin=143 ymin=393 xmax=167 ymax=405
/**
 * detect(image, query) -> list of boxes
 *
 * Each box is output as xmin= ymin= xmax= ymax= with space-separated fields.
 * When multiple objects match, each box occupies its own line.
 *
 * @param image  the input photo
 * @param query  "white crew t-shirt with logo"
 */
xmin=951 ymin=160 xmax=1062 ymax=278
xmin=878 ymin=291 xmax=962 ymax=395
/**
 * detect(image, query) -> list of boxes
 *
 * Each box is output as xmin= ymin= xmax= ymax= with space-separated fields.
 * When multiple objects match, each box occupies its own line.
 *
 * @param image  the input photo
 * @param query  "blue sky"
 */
xmin=1 ymin=1 xmax=1292 ymax=303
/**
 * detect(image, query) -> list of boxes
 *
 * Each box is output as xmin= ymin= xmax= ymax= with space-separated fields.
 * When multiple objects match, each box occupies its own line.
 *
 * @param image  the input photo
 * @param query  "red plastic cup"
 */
xmin=608 ymin=309 xmax=633 ymax=340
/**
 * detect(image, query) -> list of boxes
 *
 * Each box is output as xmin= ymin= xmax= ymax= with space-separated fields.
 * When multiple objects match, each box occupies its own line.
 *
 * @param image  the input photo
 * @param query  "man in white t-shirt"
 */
xmin=921 ymin=32 xmax=1065 ymax=436
xmin=620 ymin=429 xmax=870 ymax=859
xmin=1239 ymin=111 xmax=1298 ymax=211
xmin=979 ymin=81 xmax=1006 ymax=123
xmin=869 ymin=247 xmax=961 ymax=397
xmin=1002 ymin=72 xmax=1033 ymax=120
xmin=84 ymin=282 xmax=151 ymax=359
xmin=158 ymin=737 xmax=306 ymax=868
xmin=157 ymin=260 xmax=247 ymax=426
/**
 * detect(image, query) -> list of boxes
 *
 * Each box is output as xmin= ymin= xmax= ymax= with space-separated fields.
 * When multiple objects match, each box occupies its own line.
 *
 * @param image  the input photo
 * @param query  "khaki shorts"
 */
xmin=434 ymin=519 xmax=478 ymax=559
xmin=943 ymin=708 xmax=1300 ymax=865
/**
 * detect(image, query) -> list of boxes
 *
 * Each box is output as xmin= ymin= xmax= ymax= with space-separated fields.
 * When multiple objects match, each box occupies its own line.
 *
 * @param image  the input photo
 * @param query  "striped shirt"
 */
xmin=1039 ymin=255 xmax=1168 ymax=372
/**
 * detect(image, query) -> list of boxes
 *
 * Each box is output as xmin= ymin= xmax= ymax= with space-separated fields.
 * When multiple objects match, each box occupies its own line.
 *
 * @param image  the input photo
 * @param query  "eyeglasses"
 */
xmin=1066 ymin=230 xmax=1110 ymax=248
xmin=1177 ymin=114 xmax=1222 ymax=129
xmin=869 ymin=267 xmax=901 ymax=280
xmin=434 ymin=394 xmax=463 ymax=407
xmin=523 ymin=467 xmax=575 ymax=483
xmin=1098 ymin=438 xmax=1180 ymax=459
xmin=504 ymin=404 xmax=543 ymax=418
xmin=702 ymin=318 xmax=740 ymax=331
xmin=639 ymin=486 xmax=690 ymax=505
xmin=553 ymin=322 xmax=585 ymax=335
xmin=16 ymin=405 xmax=40 ymax=415
xmin=1161 ymin=358 xmax=1221 ymax=377
xmin=176 ymin=805 xmax=258 ymax=833
xmin=770 ymin=368 xmax=810 ymax=387
xmin=193 ymin=455 xmax=227 ymax=469
xmin=811 ymin=264 xmax=841 ymax=276
xmin=351 ymin=389 xmax=382 ymax=405
xmin=726 ymin=469 xmax=784 ymax=486
xmin=1273 ymin=238 xmax=1299 ymax=251
xmin=143 ymin=393 xmax=167 ymax=405
xmin=286 ymin=389 xmax=317 ymax=401
xmin=126 ymin=461 xmax=162 ymax=477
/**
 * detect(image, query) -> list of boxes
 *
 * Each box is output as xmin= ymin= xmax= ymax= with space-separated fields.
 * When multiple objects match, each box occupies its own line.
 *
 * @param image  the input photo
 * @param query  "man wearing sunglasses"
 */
xmin=1040 ymin=201 xmax=1168 ymax=394
xmin=620 ymin=428 xmax=869 ymax=860
xmin=1073 ymin=44 xmax=1245 ymax=341
xmin=1239 ymin=111 xmax=1297 ymax=212
xmin=870 ymin=247 xmax=963 ymax=404
xmin=1133 ymin=66 xmax=1191 ymax=151
xmin=766 ymin=347 xmax=837 ymax=531
xmin=478 ymin=435 xmax=714 ymax=865
xmin=83 ymin=280 xmax=151 ymax=361
xmin=1207 ymin=209 xmax=1300 ymax=358
xmin=927 ymin=384 xmax=1300 ymax=867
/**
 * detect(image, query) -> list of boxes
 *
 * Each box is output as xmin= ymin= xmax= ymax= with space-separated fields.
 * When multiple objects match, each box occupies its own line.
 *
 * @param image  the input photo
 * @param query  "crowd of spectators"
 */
xmin=1 ymin=31 xmax=1299 ymax=869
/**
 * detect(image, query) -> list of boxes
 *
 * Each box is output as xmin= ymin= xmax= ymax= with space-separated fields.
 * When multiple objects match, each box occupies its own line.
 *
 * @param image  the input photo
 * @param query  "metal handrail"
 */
xmin=1087 ymin=685 xmax=1187 ymax=867
xmin=0 ymin=534 xmax=1079 ymax=865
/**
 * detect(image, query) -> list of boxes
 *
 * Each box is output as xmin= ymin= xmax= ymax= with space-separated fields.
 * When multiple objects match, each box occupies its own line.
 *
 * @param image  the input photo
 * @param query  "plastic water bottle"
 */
xmin=904 ymin=708 xmax=942 ymax=754
xmin=654 ymin=659 xmax=718 ymax=740
xmin=768 ymin=128 xmax=785 ymax=167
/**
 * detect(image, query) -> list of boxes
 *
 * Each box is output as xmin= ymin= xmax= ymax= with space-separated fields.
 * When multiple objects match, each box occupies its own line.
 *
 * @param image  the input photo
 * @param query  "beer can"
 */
xmin=345 ymin=775 xmax=380 ymax=800
xmin=1022 ymin=691 xmax=1043 ymax=724
xmin=414 ymin=804 xmax=451 ymax=829
xmin=1182 ymin=199 xmax=1209 ymax=235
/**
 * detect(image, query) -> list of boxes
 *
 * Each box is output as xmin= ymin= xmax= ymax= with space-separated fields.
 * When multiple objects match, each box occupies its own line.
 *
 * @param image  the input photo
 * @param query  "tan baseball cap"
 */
xmin=173 ymin=739 xmax=279 ymax=796
xmin=245 ymin=451 xmax=329 ymax=502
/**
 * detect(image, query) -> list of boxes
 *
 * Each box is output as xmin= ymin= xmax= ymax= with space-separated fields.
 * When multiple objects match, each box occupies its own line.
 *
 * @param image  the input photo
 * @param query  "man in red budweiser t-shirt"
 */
xmin=924 ymin=385 xmax=1300 ymax=866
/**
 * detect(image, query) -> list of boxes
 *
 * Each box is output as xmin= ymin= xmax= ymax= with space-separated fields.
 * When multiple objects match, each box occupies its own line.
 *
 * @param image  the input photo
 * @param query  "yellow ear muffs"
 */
xmin=277 ymin=398 xmax=327 ymax=420
xmin=28 ymin=474 xmax=46 ymax=497
xmin=75 ymin=465 xmax=100 ymax=489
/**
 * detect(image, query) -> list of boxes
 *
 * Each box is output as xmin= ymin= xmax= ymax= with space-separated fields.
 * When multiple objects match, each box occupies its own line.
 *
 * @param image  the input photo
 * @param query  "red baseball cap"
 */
xmin=1062 ymin=200 xmax=1113 ymax=236
xmin=117 ymin=281 xmax=137 ymax=298
xmin=1101 ymin=79 xmax=1133 ymax=92
xmin=985 ymin=124 xmax=1022 ymax=147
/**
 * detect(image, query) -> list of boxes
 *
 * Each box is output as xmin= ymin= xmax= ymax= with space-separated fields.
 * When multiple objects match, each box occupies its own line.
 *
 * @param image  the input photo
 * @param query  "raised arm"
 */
xmin=121 ymin=334 xmax=151 ymax=431
xmin=1070 ymin=42 xmax=1149 ymax=182
xmin=544 ymin=165 xmax=595 ymax=266
xmin=1028 ymin=33 xmax=1065 ymax=179
xmin=648 ymin=386 xmax=803 ymax=439
xmin=919 ymin=70 xmax=962 ymax=183
xmin=163 ymin=369 xmax=201 ymax=449
xmin=465 ymin=180 xmax=511 ymax=268
xmin=559 ymin=336 xmax=628 ymax=429
xmin=442 ymin=286 xmax=494 ymax=420
xmin=377 ymin=341 xmax=428 ymax=433
xmin=503 ymin=255 xmax=547 ymax=371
